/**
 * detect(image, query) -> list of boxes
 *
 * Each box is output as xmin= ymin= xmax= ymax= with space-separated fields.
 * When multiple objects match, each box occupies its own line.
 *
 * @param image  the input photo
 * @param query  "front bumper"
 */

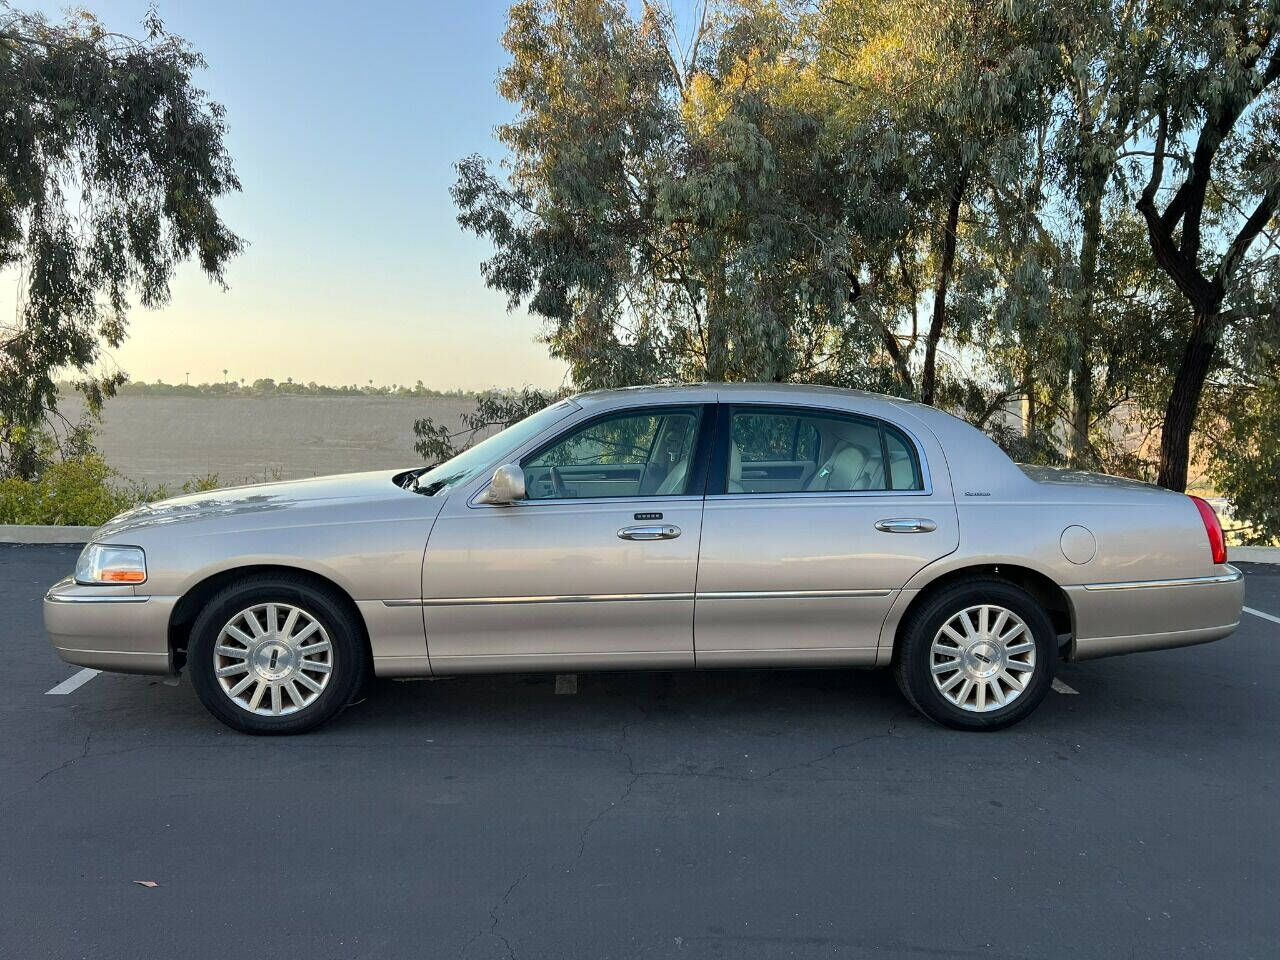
xmin=1064 ymin=565 xmax=1245 ymax=661
xmin=43 ymin=577 xmax=178 ymax=675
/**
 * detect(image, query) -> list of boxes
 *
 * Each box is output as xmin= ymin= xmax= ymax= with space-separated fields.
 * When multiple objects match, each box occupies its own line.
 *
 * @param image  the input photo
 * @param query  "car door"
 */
xmin=694 ymin=402 xmax=958 ymax=667
xmin=421 ymin=404 xmax=714 ymax=673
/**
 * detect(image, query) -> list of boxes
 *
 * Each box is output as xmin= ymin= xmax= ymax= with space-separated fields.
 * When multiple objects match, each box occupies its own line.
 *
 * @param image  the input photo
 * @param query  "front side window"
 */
xmin=723 ymin=407 xmax=923 ymax=494
xmin=522 ymin=407 xmax=702 ymax=500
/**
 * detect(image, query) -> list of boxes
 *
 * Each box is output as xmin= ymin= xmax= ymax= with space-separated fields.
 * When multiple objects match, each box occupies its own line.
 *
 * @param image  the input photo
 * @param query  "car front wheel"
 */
xmin=188 ymin=574 xmax=367 ymax=735
xmin=894 ymin=578 xmax=1056 ymax=731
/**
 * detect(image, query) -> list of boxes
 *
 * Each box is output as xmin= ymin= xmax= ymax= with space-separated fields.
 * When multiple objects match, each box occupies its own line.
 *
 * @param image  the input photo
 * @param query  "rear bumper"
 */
xmin=44 ymin=577 xmax=177 ymax=675
xmin=1064 ymin=566 xmax=1244 ymax=661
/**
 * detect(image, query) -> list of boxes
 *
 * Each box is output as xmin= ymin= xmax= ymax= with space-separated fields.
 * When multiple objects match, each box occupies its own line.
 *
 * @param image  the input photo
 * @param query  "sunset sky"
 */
xmin=6 ymin=0 xmax=571 ymax=390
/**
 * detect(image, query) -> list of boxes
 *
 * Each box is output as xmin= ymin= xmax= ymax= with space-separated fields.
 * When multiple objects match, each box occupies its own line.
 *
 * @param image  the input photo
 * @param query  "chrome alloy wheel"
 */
xmin=212 ymin=603 xmax=334 ymax=717
xmin=929 ymin=604 xmax=1036 ymax=713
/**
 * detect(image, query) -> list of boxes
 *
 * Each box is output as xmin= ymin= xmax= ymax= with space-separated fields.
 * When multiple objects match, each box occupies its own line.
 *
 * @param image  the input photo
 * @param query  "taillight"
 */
xmin=1189 ymin=496 xmax=1227 ymax=565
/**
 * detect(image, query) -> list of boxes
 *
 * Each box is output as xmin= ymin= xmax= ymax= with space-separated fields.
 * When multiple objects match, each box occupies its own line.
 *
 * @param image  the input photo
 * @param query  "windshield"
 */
xmin=414 ymin=400 xmax=577 ymax=495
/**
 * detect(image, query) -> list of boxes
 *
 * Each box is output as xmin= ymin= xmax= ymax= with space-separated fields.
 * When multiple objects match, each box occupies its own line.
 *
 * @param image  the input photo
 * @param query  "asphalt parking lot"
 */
xmin=2 ymin=544 xmax=1277 ymax=959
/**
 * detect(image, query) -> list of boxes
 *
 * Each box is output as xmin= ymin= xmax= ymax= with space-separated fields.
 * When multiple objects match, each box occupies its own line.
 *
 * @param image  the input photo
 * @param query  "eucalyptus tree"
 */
xmin=1131 ymin=0 xmax=1280 ymax=491
xmin=1208 ymin=325 xmax=1280 ymax=542
xmin=0 ymin=4 xmax=241 ymax=478
xmin=1036 ymin=0 xmax=1169 ymax=463
xmin=453 ymin=0 xmax=892 ymax=389
xmin=800 ymin=0 xmax=1060 ymax=406
xmin=453 ymin=0 xmax=683 ymax=388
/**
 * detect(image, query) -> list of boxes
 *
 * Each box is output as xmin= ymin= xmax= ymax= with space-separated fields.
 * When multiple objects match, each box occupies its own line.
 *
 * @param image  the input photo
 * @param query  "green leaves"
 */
xmin=1209 ymin=374 xmax=1280 ymax=544
xmin=0 ymin=4 xmax=241 ymax=480
xmin=454 ymin=0 xmax=1279 ymax=532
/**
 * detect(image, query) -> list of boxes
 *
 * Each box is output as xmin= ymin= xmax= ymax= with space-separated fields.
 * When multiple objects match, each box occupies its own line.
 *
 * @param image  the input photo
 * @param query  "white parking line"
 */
xmin=45 ymin=668 xmax=101 ymax=696
xmin=1051 ymin=678 xmax=1079 ymax=695
xmin=1244 ymin=606 xmax=1280 ymax=626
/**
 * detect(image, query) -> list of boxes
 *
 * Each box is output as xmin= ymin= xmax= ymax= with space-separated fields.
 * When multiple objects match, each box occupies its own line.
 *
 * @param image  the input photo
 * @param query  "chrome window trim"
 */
xmin=711 ymin=402 xmax=934 ymax=498
xmin=1081 ymin=568 xmax=1242 ymax=591
xmin=466 ymin=493 xmax=706 ymax=511
xmin=705 ymin=487 xmax=935 ymax=502
xmin=465 ymin=402 xmax=713 ymax=509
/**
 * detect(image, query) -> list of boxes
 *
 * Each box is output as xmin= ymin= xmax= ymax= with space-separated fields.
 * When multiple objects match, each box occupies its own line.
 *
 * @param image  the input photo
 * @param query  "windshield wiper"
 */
xmin=399 ymin=467 xmax=431 ymax=492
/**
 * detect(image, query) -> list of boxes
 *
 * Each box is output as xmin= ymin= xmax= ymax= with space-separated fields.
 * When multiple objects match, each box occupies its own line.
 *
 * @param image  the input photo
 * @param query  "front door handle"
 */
xmin=875 ymin=518 xmax=937 ymax=534
xmin=618 ymin=524 xmax=682 ymax=541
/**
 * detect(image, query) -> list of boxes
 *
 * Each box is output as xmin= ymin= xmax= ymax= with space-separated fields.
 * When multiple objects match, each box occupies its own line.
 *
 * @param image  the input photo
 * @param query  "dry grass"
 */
xmin=60 ymin=394 xmax=476 ymax=487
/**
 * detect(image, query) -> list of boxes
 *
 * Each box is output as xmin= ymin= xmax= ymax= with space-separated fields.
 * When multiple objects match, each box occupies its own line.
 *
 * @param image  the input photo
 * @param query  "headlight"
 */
xmin=75 ymin=543 xmax=147 ymax=585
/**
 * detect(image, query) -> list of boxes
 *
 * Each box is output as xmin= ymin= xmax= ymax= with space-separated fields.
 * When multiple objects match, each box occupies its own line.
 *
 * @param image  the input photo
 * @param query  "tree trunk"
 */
xmin=1022 ymin=358 xmax=1036 ymax=438
xmin=881 ymin=326 xmax=914 ymax=395
xmin=1070 ymin=190 xmax=1103 ymax=466
xmin=1069 ymin=335 xmax=1093 ymax=464
xmin=704 ymin=256 xmax=728 ymax=381
xmin=921 ymin=175 xmax=965 ymax=407
xmin=1157 ymin=311 xmax=1220 ymax=492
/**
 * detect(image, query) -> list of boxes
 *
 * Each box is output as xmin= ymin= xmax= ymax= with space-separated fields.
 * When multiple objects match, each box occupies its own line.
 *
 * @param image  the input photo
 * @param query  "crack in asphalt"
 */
xmin=0 ymin=729 xmax=96 ymax=807
xmin=459 ymin=868 xmax=527 ymax=960
xmin=757 ymin=708 xmax=909 ymax=780
xmin=489 ymin=871 xmax=526 ymax=960
xmin=572 ymin=700 xmax=652 ymax=863
xmin=568 ymin=702 xmax=911 ymax=874
xmin=34 ymin=729 xmax=94 ymax=785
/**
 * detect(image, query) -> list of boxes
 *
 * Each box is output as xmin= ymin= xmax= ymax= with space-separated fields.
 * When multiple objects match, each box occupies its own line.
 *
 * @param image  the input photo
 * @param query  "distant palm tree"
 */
xmin=222 ymin=368 xmax=228 ymax=382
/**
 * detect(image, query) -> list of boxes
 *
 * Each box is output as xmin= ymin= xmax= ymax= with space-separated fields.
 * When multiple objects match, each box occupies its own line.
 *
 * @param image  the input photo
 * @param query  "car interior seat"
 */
xmin=806 ymin=442 xmax=868 ymax=491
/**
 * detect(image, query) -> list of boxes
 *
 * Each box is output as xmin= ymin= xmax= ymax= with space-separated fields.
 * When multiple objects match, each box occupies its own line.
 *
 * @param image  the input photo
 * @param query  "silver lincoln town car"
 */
xmin=45 ymin=384 xmax=1244 ymax=734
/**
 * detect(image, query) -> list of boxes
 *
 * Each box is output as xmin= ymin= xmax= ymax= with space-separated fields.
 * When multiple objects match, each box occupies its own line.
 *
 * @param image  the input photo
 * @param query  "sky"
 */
xmin=9 ymin=0 xmax=570 ymax=390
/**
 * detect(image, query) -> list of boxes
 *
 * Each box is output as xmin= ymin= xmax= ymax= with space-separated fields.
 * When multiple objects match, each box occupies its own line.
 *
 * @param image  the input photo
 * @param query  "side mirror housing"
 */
xmin=479 ymin=463 xmax=526 ymax=505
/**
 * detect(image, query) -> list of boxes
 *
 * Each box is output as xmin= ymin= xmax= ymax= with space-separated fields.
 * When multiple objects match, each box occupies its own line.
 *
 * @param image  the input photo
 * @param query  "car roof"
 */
xmin=570 ymin=382 xmax=916 ymax=410
xmin=567 ymin=383 xmax=957 ymax=433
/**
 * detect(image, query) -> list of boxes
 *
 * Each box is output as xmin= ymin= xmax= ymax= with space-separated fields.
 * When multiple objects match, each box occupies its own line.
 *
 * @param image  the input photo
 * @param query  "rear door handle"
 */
xmin=618 ymin=524 xmax=682 ymax=541
xmin=875 ymin=518 xmax=937 ymax=534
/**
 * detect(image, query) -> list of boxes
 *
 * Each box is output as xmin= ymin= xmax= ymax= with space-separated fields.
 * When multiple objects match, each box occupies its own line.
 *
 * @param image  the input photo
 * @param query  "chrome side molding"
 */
xmin=385 ymin=593 xmax=694 ymax=607
xmin=1081 ymin=568 xmax=1243 ymax=591
xmin=696 ymin=588 xmax=893 ymax=600
xmin=45 ymin=593 xmax=150 ymax=604
xmin=385 ymin=587 xmax=894 ymax=607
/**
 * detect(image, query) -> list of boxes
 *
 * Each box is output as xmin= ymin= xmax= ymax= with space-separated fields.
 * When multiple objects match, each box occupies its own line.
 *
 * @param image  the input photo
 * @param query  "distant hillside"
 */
xmin=59 ymin=378 xmax=483 ymax=400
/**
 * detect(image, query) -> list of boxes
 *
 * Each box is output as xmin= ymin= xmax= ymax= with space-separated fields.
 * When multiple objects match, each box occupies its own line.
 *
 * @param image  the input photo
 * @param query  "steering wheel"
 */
xmin=550 ymin=465 xmax=569 ymax=498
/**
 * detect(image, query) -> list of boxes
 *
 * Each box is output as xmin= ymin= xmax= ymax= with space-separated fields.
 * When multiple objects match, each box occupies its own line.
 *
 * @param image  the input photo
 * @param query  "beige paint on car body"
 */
xmin=45 ymin=384 xmax=1244 ymax=695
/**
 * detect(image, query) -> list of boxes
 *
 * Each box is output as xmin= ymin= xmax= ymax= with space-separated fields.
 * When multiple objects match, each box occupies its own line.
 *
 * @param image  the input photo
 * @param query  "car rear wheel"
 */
xmin=894 ymin=578 xmax=1056 ymax=731
xmin=188 ymin=574 xmax=367 ymax=735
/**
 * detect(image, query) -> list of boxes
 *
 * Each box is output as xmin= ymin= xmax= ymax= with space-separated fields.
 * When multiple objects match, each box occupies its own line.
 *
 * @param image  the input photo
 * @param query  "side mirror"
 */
xmin=479 ymin=463 xmax=526 ymax=505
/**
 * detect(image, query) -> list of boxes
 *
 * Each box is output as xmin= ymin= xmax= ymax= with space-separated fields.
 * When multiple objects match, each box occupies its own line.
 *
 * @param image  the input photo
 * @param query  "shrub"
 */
xmin=0 ymin=455 xmax=137 ymax=526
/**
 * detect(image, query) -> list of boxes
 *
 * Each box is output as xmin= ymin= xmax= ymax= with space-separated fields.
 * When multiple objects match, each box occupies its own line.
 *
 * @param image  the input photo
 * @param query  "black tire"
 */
xmin=188 ymin=573 xmax=367 ymax=735
xmin=894 ymin=578 xmax=1056 ymax=731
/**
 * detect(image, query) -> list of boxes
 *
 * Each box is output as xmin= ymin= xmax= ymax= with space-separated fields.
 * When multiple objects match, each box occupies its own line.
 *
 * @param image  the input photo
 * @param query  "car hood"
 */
xmin=94 ymin=469 xmax=418 ymax=539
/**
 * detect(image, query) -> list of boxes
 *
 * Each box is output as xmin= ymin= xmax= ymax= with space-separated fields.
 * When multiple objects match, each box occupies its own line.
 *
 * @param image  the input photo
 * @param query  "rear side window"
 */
xmin=883 ymin=426 xmax=923 ymax=491
xmin=723 ymin=406 xmax=924 ymax=494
